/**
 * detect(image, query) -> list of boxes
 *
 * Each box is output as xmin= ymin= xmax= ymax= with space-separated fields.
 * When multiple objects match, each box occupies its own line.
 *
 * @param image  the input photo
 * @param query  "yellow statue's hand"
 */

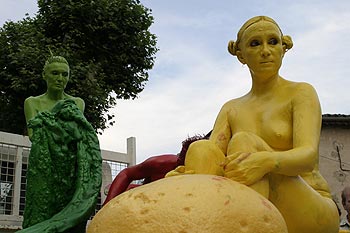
xmin=165 ymin=166 xmax=195 ymax=177
xmin=224 ymin=151 xmax=274 ymax=186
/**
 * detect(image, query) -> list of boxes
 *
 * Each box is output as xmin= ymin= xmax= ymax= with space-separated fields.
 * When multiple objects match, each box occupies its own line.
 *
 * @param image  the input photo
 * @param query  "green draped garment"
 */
xmin=18 ymin=99 xmax=102 ymax=233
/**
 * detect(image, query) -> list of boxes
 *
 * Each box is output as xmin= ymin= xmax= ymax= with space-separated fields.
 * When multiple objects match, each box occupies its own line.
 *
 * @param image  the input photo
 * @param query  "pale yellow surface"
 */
xmin=88 ymin=174 xmax=288 ymax=233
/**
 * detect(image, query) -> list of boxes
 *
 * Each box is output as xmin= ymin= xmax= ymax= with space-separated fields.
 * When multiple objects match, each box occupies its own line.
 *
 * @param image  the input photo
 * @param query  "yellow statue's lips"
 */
xmin=88 ymin=174 xmax=288 ymax=233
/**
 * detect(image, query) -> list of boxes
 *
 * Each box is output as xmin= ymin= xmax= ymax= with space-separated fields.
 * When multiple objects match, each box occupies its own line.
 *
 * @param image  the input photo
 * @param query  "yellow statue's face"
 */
xmin=43 ymin=62 xmax=70 ymax=91
xmin=237 ymin=21 xmax=285 ymax=78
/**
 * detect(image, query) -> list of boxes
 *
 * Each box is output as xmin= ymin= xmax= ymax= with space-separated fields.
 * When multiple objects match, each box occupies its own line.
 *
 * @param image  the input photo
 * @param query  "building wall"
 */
xmin=0 ymin=131 xmax=136 ymax=232
xmin=319 ymin=126 xmax=350 ymax=219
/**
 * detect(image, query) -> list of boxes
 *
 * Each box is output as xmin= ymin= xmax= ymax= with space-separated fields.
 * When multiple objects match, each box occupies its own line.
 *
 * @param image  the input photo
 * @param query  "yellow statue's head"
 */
xmin=228 ymin=16 xmax=293 ymax=59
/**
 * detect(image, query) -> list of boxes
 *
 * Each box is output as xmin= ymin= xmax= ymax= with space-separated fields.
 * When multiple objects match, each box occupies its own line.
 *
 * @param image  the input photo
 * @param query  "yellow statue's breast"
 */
xmin=261 ymin=119 xmax=293 ymax=150
xmin=230 ymin=107 xmax=293 ymax=150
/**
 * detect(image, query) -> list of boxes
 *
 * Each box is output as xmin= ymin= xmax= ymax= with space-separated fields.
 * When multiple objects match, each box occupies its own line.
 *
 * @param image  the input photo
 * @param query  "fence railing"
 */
xmin=0 ymin=131 xmax=136 ymax=231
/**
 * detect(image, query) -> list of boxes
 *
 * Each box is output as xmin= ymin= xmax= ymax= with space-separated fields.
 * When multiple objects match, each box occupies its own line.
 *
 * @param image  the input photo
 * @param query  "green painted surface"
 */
xmin=18 ymin=99 xmax=102 ymax=233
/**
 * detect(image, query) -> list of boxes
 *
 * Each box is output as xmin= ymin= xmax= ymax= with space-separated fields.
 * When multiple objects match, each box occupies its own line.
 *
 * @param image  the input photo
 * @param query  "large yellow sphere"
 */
xmin=88 ymin=174 xmax=288 ymax=233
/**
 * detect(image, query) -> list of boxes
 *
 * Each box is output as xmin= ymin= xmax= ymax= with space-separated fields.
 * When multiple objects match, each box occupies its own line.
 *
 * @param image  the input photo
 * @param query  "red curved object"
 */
xmin=103 ymin=154 xmax=178 ymax=205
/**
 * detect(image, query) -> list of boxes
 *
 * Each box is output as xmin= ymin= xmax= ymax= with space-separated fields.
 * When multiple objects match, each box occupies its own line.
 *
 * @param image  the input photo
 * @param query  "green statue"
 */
xmin=24 ymin=55 xmax=84 ymax=139
xmin=19 ymin=55 xmax=102 ymax=233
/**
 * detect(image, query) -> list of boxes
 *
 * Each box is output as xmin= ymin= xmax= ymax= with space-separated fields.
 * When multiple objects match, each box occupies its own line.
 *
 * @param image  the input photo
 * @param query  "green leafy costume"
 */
xmin=19 ymin=99 xmax=102 ymax=233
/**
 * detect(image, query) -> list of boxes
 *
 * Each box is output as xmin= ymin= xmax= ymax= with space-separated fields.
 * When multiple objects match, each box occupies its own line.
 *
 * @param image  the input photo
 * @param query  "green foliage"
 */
xmin=0 ymin=0 xmax=158 ymax=134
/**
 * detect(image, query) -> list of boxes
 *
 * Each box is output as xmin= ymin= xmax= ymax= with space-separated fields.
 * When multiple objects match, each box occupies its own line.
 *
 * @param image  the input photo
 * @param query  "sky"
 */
xmin=1 ymin=0 xmax=350 ymax=163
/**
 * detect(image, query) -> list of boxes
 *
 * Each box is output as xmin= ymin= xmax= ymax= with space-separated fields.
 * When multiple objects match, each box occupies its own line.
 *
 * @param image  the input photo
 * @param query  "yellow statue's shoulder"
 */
xmin=283 ymin=79 xmax=317 ymax=92
xmin=296 ymin=82 xmax=317 ymax=93
xmin=221 ymin=94 xmax=247 ymax=108
xmin=278 ymin=79 xmax=319 ymax=103
xmin=293 ymin=82 xmax=319 ymax=102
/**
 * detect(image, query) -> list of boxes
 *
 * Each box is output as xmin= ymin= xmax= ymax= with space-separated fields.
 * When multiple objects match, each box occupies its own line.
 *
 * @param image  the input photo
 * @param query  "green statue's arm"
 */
xmin=24 ymin=97 xmax=38 ymax=139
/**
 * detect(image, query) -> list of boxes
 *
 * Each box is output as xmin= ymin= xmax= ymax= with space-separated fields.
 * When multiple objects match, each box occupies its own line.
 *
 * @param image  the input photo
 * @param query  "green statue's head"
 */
xmin=43 ymin=55 xmax=69 ymax=72
xmin=42 ymin=56 xmax=70 ymax=92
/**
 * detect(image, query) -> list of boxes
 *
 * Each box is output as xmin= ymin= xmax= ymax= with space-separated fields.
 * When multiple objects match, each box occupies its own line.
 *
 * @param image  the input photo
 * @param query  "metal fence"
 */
xmin=0 ymin=131 xmax=136 ymax=232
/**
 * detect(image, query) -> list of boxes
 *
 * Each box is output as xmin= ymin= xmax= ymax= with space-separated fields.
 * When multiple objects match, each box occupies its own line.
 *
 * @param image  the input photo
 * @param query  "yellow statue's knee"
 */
xmin=184 ymin=140 xmax=225 ymax=176
xmin=228 ymin=131 xmax=272 ymax=155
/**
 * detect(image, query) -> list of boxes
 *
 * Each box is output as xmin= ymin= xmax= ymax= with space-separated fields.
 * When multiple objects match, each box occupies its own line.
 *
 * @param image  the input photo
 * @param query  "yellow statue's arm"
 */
xmin=271 ymin=82 xmax=321 ymax=175
xmin=209 ymin=102 xmax=232 ymax=153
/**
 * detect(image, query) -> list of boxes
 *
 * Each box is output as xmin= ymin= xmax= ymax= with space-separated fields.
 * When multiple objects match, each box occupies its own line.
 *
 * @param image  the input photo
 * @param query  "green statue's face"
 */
xmin=43 ymin=62 xmax=70 ymax=92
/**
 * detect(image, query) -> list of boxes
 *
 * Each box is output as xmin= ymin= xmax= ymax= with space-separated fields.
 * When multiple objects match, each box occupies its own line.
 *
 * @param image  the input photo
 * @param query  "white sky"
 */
xmin=1 ymin=0 xmax=350 ymax=163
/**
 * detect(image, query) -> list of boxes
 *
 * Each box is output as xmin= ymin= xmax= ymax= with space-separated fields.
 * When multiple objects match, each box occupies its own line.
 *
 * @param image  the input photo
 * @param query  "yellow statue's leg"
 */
xmin=247 ymin=176 xmax=269 ymax=198
xmin=269 ymin=173 xmax=339 ymax=233
xmin=166 ymin=140 xmax=225 ymax=177
xmin=185 ymin=140 xmax=225 ymax=176
xmin=227 ymin=131 xmax=272 ymax=198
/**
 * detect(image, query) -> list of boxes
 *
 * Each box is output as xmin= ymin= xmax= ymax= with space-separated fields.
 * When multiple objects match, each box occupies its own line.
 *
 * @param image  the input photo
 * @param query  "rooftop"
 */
xmin=322 ymin=114 xmax=350 ymax=128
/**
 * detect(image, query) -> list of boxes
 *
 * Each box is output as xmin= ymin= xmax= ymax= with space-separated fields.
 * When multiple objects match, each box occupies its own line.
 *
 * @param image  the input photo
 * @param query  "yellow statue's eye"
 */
xmin=269 ymin=38 xmax=278 ymax=45
xmin=250 ymin=40 xmax=260 ymax=47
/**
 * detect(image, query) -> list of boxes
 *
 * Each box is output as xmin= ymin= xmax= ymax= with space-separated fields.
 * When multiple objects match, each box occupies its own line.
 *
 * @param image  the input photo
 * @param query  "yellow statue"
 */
xmin=167 ymin=16 xmax=339 ymax=233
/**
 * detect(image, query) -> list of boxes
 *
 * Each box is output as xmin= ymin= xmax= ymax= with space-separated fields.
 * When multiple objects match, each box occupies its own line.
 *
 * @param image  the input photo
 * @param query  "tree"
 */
xmin=0 ymin=0 xmax=158 ymax=134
